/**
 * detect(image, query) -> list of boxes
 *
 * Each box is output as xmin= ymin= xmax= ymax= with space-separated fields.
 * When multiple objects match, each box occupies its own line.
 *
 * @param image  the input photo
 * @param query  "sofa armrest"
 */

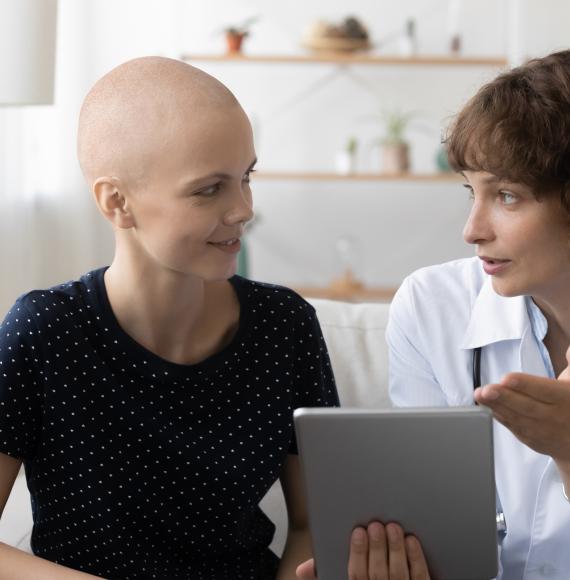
xmin=0 ymin=468 xmax=32 ymax=552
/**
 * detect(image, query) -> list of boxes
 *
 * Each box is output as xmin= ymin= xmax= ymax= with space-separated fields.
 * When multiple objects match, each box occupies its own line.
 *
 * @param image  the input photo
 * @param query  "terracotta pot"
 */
xmin=381 ymin=142 xmax=410 ymax=174
xmin=226 ymin=32 xmax=246 ymax=54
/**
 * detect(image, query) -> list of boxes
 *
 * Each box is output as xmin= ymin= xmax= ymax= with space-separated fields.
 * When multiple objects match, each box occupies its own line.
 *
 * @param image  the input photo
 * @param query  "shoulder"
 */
xmin=231 ymin=276 xmax=316 ymax=320
xmin=394 ymin=257 xmax=485 ymax=314
xmin=1 ymin=268 xmax=104 ymax=333
xmin=388 ymin=257 xmax=485 ymax=346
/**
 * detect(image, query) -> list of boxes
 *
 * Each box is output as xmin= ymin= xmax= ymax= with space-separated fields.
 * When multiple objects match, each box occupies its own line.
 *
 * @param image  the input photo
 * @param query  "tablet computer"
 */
xmin=294 ymin=407 xmax=498 ymax=580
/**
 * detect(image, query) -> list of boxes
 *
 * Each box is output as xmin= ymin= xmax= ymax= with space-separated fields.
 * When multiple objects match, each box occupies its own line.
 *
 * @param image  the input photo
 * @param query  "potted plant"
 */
xmin=224 ymin=17 xmax=258 ymax=55
xmin=377 ymin=109 xmax=417 ymax=174
xmin=335 ymin=136 xmax=358 ymax=174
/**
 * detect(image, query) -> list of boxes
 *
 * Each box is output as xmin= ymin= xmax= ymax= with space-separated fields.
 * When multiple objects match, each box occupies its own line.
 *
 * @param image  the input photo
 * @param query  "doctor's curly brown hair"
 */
xmin=445 ymin=49 xmax=570 ymax=214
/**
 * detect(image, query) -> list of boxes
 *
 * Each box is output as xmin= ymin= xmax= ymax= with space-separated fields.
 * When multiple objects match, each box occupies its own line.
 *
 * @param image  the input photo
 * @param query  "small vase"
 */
xmin=237 ymin=237 xmax=249 ymax=278
xmin=226 ymin=32 xmax=246 ymax=54
xmin=335 ymin=150 xmax=356 ymax=174
xmin=381 ymin=142 xmax=410 ymax=174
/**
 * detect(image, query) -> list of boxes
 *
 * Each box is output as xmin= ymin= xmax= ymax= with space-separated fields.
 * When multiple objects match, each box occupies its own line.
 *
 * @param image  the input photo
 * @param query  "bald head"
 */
xmin=77 ymin=56 xmax=239 ymax=188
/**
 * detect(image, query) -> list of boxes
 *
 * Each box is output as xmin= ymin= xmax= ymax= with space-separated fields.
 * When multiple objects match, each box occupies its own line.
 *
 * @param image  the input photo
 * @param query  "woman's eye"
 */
xmin=196 ymin=183 xmax=220 ymax=197
xmin=500 ymin=191 xmax=517 ymax=205
xmin=243 ymin=169 xmax=256 ymax=183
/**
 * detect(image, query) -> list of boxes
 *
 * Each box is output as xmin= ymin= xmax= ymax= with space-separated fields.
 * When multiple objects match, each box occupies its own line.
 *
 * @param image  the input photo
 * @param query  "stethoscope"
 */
xmin=473 ymin=346 xmax=508 ymax=540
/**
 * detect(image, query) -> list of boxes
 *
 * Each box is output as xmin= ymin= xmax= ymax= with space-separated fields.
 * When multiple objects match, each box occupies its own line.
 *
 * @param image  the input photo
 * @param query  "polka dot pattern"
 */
xmin=0 ymin=268 xmax=339 ymax=579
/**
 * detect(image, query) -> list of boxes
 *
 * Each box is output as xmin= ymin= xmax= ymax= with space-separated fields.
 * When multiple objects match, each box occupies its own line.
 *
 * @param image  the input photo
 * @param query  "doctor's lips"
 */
xmin=479 ymin=256 xmax=511 ymax=276
xmin=208 ymin=237 xmax=241 ymax=254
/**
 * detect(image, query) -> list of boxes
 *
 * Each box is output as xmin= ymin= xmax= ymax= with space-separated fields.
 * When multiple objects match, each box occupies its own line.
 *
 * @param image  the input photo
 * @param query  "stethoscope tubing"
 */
xmin=473 ymin=346 xmax=507 ymax=539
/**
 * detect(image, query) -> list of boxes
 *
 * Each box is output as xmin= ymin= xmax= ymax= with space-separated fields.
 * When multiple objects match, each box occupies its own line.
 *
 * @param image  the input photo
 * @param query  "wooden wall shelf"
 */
xmin=181 ymin=53 xmax=508 ymax=67
xmin=253 ymin=171 xmax=460 ymax=182
xmin=295 ymin=285 xmax=396 ymax=303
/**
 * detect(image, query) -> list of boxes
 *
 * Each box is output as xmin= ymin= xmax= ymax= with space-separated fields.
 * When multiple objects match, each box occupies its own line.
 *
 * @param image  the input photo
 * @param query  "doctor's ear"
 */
xmin=92 ymin=177 xmax=135 ymax=229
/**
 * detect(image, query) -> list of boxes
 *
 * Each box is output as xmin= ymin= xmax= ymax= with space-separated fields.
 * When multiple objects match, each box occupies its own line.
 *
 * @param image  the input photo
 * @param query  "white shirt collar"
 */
xmin=460 ymin=275 xmax=529 ymax=350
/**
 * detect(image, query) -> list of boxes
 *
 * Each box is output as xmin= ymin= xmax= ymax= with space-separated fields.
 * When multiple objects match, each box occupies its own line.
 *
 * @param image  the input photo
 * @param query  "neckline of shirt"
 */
xmin=85 ymin=267 xmax=252 ymax=377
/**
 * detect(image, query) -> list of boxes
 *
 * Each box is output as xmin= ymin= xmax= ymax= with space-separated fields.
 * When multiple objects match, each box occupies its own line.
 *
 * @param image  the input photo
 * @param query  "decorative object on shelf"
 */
xmin=327 ymin=235 xmax=365 ymax=297
xmin=236 ymin=213 xmax=261 ymax=278
xmin=447 ymin=0 xmax=462 ymax=54
xmin=377 ymin=109 xmax=417 ymax=174
xmin=399 ymin=18 xmax=417 ymax=57
xmin=237 ymin=238 xmax=249 ymax=277
xmin=335 ymin=137 xmax=358 ymax=174
xmin=303 ymin=16 xmax=371 ymax=53
xmin=435 ymin=145 xmax=453 ymax=173
xmin=223 ymin=16 xmax=258 ymax=55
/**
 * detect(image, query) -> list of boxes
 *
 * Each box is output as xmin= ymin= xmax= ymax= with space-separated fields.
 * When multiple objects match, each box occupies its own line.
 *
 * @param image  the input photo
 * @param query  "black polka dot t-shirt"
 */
xmin=0 ymin=268 xmax=339 ymax=579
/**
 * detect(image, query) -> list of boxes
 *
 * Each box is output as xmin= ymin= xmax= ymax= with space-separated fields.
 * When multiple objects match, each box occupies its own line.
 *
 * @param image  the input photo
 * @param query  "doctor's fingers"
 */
xmin=490 ymin=405 xmax=570 ymax=456
xmin=476 ymin=384 xmax=554 ymax=419
xmin=500 ymin=373 xmax=569 ymax=404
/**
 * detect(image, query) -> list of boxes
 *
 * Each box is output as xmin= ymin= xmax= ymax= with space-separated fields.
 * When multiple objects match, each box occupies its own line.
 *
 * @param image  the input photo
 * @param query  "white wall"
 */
xmin=173 ymin=0 xmax=570 ymax=286
xmin=2 ymin=0 xmax=569 ymax=311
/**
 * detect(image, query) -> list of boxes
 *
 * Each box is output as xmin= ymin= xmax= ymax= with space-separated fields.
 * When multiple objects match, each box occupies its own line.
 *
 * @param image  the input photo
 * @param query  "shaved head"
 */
xmin=77 ymin=56 xmax=239 ymax=188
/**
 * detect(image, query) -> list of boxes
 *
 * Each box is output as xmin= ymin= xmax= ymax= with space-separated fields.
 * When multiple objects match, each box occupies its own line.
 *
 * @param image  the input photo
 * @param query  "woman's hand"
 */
xmin=296 ymin=522 xmax=430 ymax=579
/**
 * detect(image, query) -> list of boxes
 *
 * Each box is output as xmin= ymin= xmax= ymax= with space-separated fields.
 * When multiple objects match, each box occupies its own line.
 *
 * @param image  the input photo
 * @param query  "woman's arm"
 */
xmin=276 ymin=454 xmax=312 ymax=580
xmin=0 ymin=453 xmax=100 ymax=580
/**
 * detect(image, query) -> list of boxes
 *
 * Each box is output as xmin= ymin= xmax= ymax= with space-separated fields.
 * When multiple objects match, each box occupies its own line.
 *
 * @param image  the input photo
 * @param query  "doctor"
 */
xmin=388 ymin=48 xmax=570 ymax=579
xmin=298 ymin=49 xmax=570 ymax=579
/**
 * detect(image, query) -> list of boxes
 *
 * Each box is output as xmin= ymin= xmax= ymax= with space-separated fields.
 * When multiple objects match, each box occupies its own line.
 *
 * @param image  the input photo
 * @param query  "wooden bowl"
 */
xmin=302 ymin=36 xmax=371 ymax=53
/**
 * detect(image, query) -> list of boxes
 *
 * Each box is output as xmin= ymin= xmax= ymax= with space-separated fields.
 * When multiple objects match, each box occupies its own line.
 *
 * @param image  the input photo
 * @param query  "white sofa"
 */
xmin=0 ymin=298 xmax=391 ymax=558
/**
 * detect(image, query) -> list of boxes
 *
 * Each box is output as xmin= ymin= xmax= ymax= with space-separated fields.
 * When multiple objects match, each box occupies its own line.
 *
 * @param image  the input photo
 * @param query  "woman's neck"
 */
xmin=104 ymin=256 xmax=238 ymax=365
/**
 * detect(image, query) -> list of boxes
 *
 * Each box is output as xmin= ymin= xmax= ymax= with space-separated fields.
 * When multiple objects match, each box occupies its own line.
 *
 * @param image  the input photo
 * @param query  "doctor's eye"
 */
xmin=499 ymin=191 xmax=518 ymax=205
xmin=462 ymin=184 xmax=474 ymax=200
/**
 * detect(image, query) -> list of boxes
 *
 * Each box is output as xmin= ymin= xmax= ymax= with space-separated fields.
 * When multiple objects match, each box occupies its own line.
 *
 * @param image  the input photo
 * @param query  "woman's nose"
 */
xmin=224 ymin=191 xmax=254 ymax=225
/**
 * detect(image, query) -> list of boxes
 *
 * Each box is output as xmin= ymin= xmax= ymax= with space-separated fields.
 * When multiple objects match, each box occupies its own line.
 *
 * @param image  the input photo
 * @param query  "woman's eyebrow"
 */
xmin=183 ymin=158 xmax=258 ymax=188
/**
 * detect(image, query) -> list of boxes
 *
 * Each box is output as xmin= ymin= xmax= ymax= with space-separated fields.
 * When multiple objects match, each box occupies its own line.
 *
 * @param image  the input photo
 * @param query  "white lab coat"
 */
xmin=387 ymin=257 xmax=570 ymax=580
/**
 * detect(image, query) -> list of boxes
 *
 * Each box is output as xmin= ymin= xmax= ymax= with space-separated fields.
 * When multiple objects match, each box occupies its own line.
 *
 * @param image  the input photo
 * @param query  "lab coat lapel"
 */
xmin=460 ymin=276 xmax=546 ymax=383
xmin=461 ymin=277 xmax=527 ymax=351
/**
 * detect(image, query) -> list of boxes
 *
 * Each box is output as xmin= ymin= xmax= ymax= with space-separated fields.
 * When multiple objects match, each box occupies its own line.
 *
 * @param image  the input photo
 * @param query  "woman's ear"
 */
xmin=92 ymin=176 xmax=135 ymax=229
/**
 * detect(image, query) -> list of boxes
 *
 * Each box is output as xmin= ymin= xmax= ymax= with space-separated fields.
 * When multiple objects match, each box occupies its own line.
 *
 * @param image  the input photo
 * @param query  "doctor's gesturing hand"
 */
xmin=296 ymin=522 xmax=431 ymax=580
xmin=475 ymin=345 xmax=570 ymax=490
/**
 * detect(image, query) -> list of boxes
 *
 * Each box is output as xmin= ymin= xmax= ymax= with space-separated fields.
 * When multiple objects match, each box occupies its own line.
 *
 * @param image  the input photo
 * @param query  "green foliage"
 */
xmin=225 ymin=17 xmax=258 ymax=36
xmin=380 ymin=109 xmax=417 ymax=145
xmin=346 ymin=136 xmax=358 ymax=154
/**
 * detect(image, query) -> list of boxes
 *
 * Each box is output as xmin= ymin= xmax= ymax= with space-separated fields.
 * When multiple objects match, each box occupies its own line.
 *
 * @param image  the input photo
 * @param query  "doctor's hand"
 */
xmin=296 ymin=522 xmax=430 ymax=580
xmin=474 ymin=345 xmax=570 ymax=467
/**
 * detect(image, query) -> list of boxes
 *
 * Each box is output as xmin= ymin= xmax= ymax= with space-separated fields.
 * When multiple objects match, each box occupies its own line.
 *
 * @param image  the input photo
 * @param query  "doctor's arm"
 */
xmin=475 ymin=345 xmax=570 ymax=495
xmin=387 ymin=279 xmax=449 ymax=408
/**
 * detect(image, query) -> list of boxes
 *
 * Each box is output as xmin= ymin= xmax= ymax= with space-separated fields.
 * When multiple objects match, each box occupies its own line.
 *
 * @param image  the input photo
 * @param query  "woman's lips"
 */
xmin=208 ymin=238 xmax=241 ymax=254
xmin=480 ymin=256 xmax=511 ymax=275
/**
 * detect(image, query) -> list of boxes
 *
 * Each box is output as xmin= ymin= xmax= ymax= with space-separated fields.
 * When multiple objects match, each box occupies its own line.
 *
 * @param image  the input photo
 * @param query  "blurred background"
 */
xmin=1 ymin=0 xmax=569 ymax=313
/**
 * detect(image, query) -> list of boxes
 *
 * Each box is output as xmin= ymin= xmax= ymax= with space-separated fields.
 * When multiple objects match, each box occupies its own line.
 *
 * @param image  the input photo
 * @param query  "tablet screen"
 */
xmin=294 ymin=407 xmax=498 ymax=580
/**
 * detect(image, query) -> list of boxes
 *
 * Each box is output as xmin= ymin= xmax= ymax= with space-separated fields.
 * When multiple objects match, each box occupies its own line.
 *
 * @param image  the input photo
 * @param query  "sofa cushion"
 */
xmin=308 ymin=298 xmax=391 ymax=408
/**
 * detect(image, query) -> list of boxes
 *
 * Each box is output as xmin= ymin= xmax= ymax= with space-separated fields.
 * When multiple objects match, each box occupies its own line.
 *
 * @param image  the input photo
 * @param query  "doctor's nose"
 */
xmin=463 ymin=202 xmax=494 ymax=245
xmin=463 ymin=202 xmax=494 ymax=244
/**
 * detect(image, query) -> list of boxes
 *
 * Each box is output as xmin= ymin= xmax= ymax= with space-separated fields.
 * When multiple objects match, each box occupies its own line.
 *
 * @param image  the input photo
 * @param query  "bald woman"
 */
xmin=0 ymin=57 xmax=339 ymax=579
